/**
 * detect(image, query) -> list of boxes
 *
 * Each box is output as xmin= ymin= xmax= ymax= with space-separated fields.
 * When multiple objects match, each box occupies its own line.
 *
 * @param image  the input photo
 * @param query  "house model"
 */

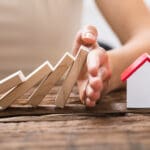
xmin=121 ymin=53 xmax=150 ymax=108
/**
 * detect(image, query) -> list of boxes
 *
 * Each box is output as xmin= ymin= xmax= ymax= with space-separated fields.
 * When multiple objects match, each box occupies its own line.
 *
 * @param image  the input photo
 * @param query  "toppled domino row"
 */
xmin=0 ymin=46 xmax=89 ymax=110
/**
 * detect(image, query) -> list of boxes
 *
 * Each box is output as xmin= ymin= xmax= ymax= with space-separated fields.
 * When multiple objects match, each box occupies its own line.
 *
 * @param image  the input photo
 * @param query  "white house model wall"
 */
xmin=121 ymin=53 xmax=150 ymax=109
xmin=127 ymin=61 xmax=150 ymax=108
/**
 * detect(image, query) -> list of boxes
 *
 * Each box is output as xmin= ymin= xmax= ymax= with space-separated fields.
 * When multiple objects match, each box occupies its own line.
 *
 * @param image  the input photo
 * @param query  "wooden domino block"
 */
xmin=0 ymin=71 xmax=25 ymax=94
xmin=0 ymin=61 xmax=53 ymax=110
xmin=55 ymin=46 xmax=89 ymax=108
xmin=28 ymin=53 xmax=74 ymax=106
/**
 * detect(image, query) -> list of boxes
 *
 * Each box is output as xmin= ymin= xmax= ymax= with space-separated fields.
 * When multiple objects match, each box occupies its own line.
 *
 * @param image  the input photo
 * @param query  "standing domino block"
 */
xmin=28 ymin=53 xmax=74 ymax=106
xmin=55 ymin=46 xmax=89 ymax=108
xmin=0 ymin=71 xmax=25 ymax=94
xmin=0 ymin=61 xmax=53 ymax=110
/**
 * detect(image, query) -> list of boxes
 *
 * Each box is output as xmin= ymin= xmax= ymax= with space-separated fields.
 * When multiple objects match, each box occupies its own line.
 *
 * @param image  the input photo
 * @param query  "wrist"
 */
xmin=106 ymin=50 xmax=125 ymax=93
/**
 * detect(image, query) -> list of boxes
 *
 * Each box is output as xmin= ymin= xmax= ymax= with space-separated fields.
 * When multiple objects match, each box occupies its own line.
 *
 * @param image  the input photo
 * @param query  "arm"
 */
xmin=96 ymin=0 xmax=150 ymax=91
xmin=73 ymin=0 xmax=150 ymax=107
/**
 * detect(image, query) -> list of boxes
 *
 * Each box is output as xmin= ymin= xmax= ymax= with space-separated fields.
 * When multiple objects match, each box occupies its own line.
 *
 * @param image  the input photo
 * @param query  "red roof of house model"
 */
xmin=121 ymin=53 xmax=150 ymax=82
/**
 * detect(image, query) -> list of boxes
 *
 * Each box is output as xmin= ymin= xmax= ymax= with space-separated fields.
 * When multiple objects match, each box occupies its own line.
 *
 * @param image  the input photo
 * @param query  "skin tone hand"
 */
xmin=72 ymin=25 xmax=111 ymax=107
xmin=73 ymin=0 xmax=150 ymax=107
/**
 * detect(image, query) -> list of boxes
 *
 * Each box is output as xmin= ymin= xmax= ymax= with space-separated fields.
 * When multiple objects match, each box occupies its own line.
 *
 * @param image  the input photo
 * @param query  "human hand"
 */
xmin=72 ymin=25 xmax=111 ymax=107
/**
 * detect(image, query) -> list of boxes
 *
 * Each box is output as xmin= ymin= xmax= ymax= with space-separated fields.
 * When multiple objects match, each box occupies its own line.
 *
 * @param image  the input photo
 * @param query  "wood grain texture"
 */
xmin=0 ymin=47 xmax=149 ymax=150
xmin=0 ymin=86 xmax=126 ymax=117
xmin=0 ymin=83 xmax=149 ymax=150
xmin=0 ymin=71 xmax=25 ymax=94
xmin=0 ymin=61 xmax=53 ymax=110
xmin=55 ymin=46 xmax=89 ymax=108
xmin=28 ymin=53 xmax=74 ymax=106
xmin=0 ymin=113 xmax=149 ymax=150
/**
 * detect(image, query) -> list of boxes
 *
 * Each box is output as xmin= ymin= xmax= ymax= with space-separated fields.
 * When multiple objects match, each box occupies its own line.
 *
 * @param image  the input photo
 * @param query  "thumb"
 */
xmin=81 ymin=25 xmax=98 ymax=46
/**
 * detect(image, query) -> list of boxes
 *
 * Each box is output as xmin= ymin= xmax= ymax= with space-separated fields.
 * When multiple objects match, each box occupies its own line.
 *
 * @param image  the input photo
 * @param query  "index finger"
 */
xmin=72 ymin=25 xmax=98 ymax=56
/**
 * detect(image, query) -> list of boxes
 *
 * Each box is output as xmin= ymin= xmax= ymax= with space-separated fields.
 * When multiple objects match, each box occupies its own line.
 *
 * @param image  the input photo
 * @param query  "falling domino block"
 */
xmin=0 ymin=61 xmax=53 ymax=110
xmin=0 ymin=71 xmax=25 ymax=94
xmin=55 ymin=46 xmax=89 ymax=108
xmin=28 ymin=53 xmax=74 ymax=106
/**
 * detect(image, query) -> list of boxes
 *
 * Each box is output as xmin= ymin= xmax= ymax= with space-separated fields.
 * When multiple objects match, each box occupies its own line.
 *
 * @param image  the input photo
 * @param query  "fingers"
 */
xmin=85 ymin=80 xmax=109 ymax=107
xmin=87 ymin=48 xmax=106 ymax=76
xmin=81 ymin=25 xmax=98 ymax=46
xmin=72 ymin=25 xmax=98 ymax=56
xmin=85 ymin=76 xmax=102 ymax=107
xmin=87 ymin=50 xmax=100 ymax=76
xmin=73 ymin=26 xmax=111 ymax=107
xmin=86 ymin=84 xmax=100 ymax=101
xmin=89 ymin=75 xmax=102 ymax=91
xmin=84 ymin=49 xmax=111 ymax=107
xmin=85 ymin=98 xmax=96 ymax=107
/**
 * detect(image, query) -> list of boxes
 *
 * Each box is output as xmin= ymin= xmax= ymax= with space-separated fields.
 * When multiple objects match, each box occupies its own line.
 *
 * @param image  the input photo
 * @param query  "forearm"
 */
xmin=107 ymin=30 xmax=150 ymax=92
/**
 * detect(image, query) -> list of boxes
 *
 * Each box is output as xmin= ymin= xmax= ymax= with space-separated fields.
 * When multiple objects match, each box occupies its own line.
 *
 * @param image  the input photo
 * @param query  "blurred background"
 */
xmin=0 ymin=0 xmax=150 ymax=79
xmin=82 ymin=0 xmax=121 ymax=49
xmin=82 ymin=0 xmax=150 ymax=48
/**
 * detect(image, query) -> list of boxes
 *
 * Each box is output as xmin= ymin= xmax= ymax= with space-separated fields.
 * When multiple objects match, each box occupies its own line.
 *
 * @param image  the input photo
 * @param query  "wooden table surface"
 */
xmin=0 ymin=83 xmax=150 ymax=150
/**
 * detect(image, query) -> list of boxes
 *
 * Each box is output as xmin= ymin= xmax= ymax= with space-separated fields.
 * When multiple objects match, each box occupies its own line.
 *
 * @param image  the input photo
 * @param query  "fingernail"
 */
xmin=83 ymin=32 xmax=95 ymax=40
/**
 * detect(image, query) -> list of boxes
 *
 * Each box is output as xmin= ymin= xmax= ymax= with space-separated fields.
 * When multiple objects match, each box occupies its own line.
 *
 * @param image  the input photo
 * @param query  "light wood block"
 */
xmin=0 ymin=71 xmax=25 ymax=94
xmin=0 ymin=61 xmax=53 ymax=110
xmin=55 ymin=46 xmax=89 ymax=108
xmin=28 ymin=53 xmax=74 ymax=106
